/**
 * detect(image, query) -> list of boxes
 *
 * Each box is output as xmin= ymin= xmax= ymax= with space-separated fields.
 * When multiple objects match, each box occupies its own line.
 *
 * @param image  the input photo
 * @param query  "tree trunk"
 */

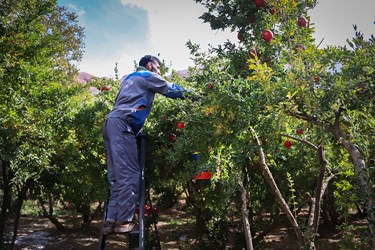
xmin=9 ymin=182 xmax=30 ymax=250
xmin=80 ymin=203 xmax=92 ymax=229
xmin=185 ymin=181 xmax=209 ymax=236
xmin=321 ymin=184 xmax=339 ymax=225
xmin=0 ymin=160 xmax=13 ymax=248
xmin=38 ymin=193 xmax=65 ymax=231
xmin=306 ymin=146 xmax=335 ymax=249
xmin=330 ymin=123 xmax=375 ymax=248
xmin=250 ymin=127 xmax=306 ymax=246
xmin=310 ymin=146 xmax=326 ymax=232
xmin=307 ymin=146 xmax=326 ymax=233
xmin=238 ymin=176 xmax=254 ymax=250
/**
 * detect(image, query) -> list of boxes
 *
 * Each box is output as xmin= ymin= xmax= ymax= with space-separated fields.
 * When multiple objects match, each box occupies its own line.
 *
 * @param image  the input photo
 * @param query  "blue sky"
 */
xmin=57 ymin=0 xmax=149 ymax=74
xmin=57 ymin=0 xmax=374 ymax=78
xmin=70 ymin=1 xmax=148 ymax=57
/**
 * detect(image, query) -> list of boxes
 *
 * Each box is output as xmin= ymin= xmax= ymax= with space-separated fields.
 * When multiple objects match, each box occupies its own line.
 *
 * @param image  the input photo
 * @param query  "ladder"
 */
xmin=99 ymin=133 xmax=161 ymax=249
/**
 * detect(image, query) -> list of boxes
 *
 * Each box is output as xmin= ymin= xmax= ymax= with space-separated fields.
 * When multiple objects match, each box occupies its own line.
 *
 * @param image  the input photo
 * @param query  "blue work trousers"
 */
xmin=102 ymin=117 xmax=140 ymax=222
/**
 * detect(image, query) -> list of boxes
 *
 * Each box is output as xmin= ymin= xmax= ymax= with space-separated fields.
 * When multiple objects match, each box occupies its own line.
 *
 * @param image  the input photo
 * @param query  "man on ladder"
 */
xmin=101 ymin=55 xmax=191 ymax=247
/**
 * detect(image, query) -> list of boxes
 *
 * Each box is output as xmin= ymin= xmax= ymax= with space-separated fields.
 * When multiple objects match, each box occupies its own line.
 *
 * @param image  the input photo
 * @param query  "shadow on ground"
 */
xmin=12 ymin=208 xmax=348 ymax=250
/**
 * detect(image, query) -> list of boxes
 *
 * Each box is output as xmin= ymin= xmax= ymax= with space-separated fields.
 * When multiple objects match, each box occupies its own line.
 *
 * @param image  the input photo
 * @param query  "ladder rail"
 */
xmin=98 ymin=202 xmax=108 ymax=249
xmin=139 ymin=134 xmax=146 ymax=250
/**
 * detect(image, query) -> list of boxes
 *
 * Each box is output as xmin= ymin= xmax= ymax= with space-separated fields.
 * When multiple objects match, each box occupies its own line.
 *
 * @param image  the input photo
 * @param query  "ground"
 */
xmin=11 ymin=206 xmax=356 ymax=250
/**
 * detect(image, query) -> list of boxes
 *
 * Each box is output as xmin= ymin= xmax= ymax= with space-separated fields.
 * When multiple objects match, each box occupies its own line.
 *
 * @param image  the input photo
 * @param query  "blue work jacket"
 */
xmin=107 ymin=66 xmax=185 ymax=133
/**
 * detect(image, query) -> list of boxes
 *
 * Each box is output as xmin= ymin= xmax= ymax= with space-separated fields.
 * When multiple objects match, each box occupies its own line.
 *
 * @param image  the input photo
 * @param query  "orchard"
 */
xmin=0 ymin=0 xmax=374 ymax=249
xmin=146 ymin=0 xmax=375 ymax=249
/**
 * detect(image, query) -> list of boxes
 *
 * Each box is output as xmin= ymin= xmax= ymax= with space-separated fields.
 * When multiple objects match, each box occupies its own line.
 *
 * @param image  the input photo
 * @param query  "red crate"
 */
xmin=194 ymin=171 xmax=212 ymax=180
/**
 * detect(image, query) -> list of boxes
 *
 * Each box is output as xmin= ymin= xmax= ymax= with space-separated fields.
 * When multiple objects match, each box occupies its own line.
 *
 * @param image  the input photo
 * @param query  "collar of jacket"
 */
xmin=137 ymin=66 xmax=148 ymax=72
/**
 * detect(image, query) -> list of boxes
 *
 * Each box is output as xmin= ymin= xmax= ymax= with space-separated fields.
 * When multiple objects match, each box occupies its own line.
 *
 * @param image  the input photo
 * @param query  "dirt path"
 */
xmin=13 ymin=209 xmax=195 ymax=250
xmin=11 ymin=209 xmax=347 ymax=249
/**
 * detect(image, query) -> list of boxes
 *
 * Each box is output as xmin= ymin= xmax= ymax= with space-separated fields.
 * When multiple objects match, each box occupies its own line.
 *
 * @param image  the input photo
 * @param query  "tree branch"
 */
xmin=280 ymin=133 xmax=318 ymax=151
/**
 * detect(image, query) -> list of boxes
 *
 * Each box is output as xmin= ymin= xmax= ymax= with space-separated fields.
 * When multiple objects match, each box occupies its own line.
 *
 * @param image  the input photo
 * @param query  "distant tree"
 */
xmin=0 ymin=0 xmax=84 ymax=247
xmin=52 ymin=76 xmax=118 ymax=229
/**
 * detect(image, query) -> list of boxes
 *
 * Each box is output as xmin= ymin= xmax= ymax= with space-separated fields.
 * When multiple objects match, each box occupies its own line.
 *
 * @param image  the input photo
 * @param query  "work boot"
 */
xmin=102 ymin=221 xmax=116 ymax=235
xmin=114 ymin=222 xmax=139 ymax=233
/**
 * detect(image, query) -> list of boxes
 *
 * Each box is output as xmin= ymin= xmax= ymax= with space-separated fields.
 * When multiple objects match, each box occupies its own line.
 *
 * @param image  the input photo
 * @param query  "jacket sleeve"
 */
xmin=147 ymin=73 xmax=185 ymax=99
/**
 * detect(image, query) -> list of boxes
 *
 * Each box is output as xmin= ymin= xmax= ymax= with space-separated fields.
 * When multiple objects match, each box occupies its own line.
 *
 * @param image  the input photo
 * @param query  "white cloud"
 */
xmin=309 ymin=0 xmax=374 ymax=47
xmin=78 ymin=0 xmax=374 ymax=77
xmin=116 ymin=0 xmax=233 ymax=77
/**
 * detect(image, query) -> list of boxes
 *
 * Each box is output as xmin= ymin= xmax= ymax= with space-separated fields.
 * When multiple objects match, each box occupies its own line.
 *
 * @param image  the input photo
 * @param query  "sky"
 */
xmin=57 ymin=0 xmax=375 ymax=78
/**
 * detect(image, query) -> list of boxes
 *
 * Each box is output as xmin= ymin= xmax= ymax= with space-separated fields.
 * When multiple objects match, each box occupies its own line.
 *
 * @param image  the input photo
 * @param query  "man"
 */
xmin=102 ymin=55 xmax=186 ymax=234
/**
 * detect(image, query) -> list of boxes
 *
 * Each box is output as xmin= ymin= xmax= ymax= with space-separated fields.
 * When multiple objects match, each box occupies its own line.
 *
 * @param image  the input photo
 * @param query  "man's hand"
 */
xmin=191 ymin=95 xmax=200 ymax=102
xmin=184 ymin=89 xmax=200 ymax=102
